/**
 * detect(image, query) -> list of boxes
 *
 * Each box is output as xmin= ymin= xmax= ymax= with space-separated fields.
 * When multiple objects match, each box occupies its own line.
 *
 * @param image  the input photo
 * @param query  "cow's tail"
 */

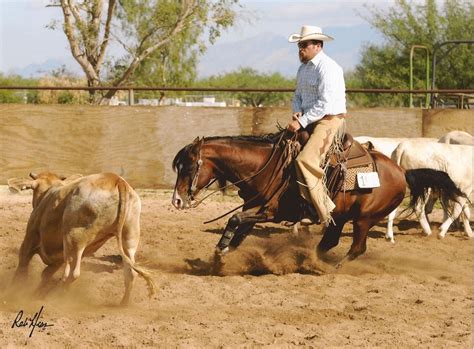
xmin=116 ymin=178 xmax=156 ymax=298
xmin=404 ymin=168 xmax=468 ymax=217
xmin=391 ymin=143 xmax=404 ymax=166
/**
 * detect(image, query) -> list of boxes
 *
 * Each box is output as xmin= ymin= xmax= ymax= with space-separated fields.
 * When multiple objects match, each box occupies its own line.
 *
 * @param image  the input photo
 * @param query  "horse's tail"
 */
xmin=404 ymin=168 xmax=468 ymax=216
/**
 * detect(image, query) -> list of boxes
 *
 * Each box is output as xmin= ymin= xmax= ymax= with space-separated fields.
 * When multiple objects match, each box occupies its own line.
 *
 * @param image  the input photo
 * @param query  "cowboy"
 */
xmin=286 ymin=25 xmax=347 ymax=225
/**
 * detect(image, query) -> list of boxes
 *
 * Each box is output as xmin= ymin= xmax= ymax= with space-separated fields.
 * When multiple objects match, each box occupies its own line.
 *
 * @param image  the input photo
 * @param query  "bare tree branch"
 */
xmin=97 ymin=0 xmax=116 ymax=68
xmin=102 ymin=0 xmax=200 ymax=99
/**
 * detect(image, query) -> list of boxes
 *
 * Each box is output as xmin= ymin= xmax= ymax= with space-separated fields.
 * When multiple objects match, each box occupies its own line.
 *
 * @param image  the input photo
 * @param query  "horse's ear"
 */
xmin=192 ymin=137 xmax=201 ymax=144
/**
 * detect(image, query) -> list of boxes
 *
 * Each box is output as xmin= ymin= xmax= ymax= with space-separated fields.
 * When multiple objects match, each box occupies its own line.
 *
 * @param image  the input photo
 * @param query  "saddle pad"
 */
xmin=342 ymin=163 xmax=375 ymax=191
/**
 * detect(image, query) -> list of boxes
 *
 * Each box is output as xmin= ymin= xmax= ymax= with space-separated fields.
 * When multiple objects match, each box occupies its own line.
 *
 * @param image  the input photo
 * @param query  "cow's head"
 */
xmin=11 ymin=172 xmax=82 ymax=208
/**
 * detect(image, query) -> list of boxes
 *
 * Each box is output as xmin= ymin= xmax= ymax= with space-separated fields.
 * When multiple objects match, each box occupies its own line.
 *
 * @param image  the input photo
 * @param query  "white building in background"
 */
xmin=136 ymin=95 xmax=230 ymax=107
xmin=175 ymin=96 xmax=226 ymax=107
xmin=109 ymin=96 xmax=127 ymax=106
xmin=137 ymin=98 xmax=160 ymax=106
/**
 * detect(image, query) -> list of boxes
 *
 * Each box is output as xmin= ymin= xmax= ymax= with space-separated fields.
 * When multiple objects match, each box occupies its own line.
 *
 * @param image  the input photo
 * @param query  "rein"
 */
xmin=202 ymin=131 xmax=298 ymax=224
xmin=188 ymin=131 xmax=288 ymax=210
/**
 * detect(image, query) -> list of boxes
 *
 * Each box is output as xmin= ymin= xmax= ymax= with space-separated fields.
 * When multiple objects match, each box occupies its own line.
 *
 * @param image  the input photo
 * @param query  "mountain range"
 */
xmin=7 ymin=25 xmax=381 ymax=79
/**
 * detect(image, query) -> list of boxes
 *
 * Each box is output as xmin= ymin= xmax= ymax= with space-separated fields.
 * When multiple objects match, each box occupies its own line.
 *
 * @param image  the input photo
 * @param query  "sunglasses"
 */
xmin=298 ymin=41 xmax=316 ymax=49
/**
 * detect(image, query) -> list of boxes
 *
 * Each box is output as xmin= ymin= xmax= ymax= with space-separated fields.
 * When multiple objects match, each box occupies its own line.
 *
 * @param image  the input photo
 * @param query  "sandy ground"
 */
xmin=0 ymin=187 xmax=472 ymax=348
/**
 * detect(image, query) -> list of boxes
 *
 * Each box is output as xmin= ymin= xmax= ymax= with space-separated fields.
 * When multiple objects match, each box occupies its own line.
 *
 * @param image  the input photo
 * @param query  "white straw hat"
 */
xmin=288 ymin=25 xmax=334 ymax=43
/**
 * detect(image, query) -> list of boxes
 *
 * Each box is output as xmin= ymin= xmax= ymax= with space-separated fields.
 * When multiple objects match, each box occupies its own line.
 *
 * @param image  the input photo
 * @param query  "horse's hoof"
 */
xmin=215 ymin=247 xmax=229 ymax=257
xmin=316 ymin=248 xmax=326 ymax=261
xmin=211 ymin=249 xmax=228 ymax=275
xmin=335 ymin=259 xmax=348 ymax=269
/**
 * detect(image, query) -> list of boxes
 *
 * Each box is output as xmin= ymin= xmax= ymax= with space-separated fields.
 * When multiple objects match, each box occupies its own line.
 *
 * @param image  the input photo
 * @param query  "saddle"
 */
xmin=296 ymin=129 xmax=377 ymax=200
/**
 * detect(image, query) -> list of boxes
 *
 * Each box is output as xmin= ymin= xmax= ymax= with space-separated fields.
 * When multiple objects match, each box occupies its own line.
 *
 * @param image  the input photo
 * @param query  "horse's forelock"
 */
xmin=172 ymin=144 xmax=192 ymax=172
xmin=173 ymin=141 xmax=204 ymax=172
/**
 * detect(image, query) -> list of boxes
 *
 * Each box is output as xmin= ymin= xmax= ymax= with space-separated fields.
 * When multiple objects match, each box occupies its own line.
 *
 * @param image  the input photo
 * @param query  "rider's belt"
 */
xmin=324 ymin=113 xmax=346 ymax=120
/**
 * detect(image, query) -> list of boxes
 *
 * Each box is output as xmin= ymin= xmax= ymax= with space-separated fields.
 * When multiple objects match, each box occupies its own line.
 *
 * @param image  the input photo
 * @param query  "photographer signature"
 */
xmin=11 ymin=305 xmax=54 ymax=337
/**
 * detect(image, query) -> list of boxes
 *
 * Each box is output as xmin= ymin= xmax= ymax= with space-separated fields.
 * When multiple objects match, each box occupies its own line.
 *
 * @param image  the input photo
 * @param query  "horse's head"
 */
xmin=172 ymin=137 xmax=214 ymax=209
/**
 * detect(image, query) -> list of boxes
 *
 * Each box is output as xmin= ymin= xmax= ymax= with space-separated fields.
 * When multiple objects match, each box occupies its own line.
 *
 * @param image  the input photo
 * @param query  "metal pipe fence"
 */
xmin=1 ymin=86 xmax=474 ymax=93
xmin=1 ymin=86 xmax=473 ymax=108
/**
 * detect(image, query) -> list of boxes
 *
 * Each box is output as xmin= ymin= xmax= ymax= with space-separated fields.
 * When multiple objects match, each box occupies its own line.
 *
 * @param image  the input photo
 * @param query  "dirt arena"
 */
xmin=0 ymin=187 xmax=472 ymax=347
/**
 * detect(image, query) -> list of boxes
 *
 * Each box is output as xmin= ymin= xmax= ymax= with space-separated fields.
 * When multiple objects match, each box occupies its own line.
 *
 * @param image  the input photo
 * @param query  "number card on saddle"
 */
xmin=324 ymin=134 xmax=378 ymax=200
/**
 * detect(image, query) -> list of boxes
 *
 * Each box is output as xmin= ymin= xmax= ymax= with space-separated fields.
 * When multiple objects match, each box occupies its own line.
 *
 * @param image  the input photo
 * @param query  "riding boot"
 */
xmin=300 ymin=202 xmax=321 ymax=225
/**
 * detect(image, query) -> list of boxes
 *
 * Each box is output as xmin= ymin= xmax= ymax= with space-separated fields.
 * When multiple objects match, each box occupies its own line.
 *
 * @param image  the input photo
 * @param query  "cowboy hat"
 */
xmin=288 ymin=25 xmax=334 ymax=43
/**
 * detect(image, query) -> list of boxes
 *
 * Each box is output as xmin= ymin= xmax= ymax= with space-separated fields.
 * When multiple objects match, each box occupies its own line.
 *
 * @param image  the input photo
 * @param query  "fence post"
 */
xmin=409 ymin=45 xmax=429 ymax=108
xmin=128 ymin=88 xmax=134 ymax=105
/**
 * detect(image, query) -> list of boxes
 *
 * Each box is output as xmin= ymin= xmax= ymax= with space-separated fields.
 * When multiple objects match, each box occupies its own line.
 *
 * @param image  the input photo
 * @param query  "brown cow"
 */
xmin=13 ymin=172 xmax=156 ymax=305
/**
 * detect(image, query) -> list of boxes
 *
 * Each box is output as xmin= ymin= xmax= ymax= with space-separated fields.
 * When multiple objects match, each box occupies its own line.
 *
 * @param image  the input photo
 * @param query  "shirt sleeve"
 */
xmin=291 ymin=66 xmax=302 ymax=113
xmin=298 ymin=68 xmax=334 ymax=128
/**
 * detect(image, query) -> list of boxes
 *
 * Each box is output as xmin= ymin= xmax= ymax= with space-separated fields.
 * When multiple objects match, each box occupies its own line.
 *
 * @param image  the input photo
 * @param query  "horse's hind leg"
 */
xmin=337 ymin=217 xmax=376 ymax=268
xmin=316 ymin=216 xmax=347 ymax=260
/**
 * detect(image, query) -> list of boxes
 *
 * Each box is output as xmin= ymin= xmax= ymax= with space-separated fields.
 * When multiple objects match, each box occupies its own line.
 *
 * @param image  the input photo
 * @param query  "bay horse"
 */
xmin=172 ymin=130 xmax=463 ymax=267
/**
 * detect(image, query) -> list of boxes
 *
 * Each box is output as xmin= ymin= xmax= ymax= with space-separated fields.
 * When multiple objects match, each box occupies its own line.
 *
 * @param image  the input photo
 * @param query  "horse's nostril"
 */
xmin=174 ymin=198 xmax=182 ymax=208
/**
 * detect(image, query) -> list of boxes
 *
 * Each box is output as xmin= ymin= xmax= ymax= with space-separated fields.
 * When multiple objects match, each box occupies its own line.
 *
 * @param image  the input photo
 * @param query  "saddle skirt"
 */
xmin=324 ymin=133 xmax=377 ymax=199
xmin=295 ymin=129 xmax=378 ymax=200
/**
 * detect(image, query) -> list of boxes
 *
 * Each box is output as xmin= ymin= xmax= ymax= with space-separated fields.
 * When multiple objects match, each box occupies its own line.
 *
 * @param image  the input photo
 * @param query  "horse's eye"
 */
xmin=181 ymin=168 xmax=193 ymax=177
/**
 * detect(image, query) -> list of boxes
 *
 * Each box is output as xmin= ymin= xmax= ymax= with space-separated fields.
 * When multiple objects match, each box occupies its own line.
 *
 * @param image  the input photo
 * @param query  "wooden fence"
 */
xmin=0 ymin=105 xmax=472 ymax=188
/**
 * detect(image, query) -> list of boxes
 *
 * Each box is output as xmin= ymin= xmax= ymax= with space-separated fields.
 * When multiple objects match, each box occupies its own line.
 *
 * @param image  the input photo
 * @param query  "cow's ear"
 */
xmin=29 ymin=172 xmax=38 ymax=180
xmin=8 ymin=177 xmax=33 ymax=193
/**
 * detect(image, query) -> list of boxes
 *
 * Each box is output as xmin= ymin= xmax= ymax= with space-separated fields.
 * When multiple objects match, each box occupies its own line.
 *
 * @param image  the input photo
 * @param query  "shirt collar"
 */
xmin=309 ymin=50 xmax=325 ymax=65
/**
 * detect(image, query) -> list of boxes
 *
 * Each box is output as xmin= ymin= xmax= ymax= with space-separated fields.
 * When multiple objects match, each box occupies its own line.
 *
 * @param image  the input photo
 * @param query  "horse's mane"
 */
xmin=172 ymin=129 xmax=286 ymax=172
xmin=204 ymin=130 xmax=285 ymax=144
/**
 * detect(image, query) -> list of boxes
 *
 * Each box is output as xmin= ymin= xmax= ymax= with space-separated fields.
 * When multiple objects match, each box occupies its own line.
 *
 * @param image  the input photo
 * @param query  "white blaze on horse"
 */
xmin=388 ymin=141 xmax=473 ymax=241
xmin=12 ymin=172 xmax=156 ymax=305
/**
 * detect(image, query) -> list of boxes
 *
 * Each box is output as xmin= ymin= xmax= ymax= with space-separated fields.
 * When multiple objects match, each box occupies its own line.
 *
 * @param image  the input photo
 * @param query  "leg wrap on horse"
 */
xmin=217 ymin=229 xmax=235 ymax=251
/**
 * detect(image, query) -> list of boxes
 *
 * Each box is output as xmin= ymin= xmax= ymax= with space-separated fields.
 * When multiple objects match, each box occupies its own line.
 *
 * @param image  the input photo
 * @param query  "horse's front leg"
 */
xmin=215 ymin=210 xmax=269 ymax=255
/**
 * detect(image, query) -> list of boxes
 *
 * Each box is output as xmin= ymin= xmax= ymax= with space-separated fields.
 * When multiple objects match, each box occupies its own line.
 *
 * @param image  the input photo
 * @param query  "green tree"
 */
xmin=0 ymin=74 xmax=39 ymax=104
xmin=348 ymin=0 xmax=474 ymax=107
xmin=48 ymin=0 xmax=240 ymax=103
xmin=198 ymin=68 xmax=294 ymax=107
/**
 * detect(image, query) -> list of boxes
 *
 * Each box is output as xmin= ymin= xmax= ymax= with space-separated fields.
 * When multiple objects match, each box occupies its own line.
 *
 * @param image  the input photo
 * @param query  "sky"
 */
xmin=0 ymin=0 xmax=394 ymax=76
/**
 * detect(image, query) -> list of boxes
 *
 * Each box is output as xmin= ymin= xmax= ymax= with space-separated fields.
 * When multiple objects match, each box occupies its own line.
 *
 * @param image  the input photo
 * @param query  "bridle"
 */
xmin=182 ymin=131 xmax=298 ymax=221
xmin=190 ymin=156 xmax=203 ymax=195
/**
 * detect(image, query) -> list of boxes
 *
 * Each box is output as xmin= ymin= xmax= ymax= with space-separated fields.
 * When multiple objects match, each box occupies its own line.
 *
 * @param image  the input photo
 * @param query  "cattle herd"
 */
xmin=7 ymin=130 xmax=473 ymax=305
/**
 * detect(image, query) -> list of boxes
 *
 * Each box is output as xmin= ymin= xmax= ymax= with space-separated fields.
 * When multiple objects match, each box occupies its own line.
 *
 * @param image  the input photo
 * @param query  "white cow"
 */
xmin=388 ymin=142 xmax=473 ymax=240
xmin=354 ymin=137 xmax=437 ymax=159
xmin=438 ymin=130 xmax=474 ymax=145
xmin=293 ymin=134 xmax=470 ymax=236
xmin=353 ymin=137 xmax=435 ymax=242
xmin=13 ymin=172 xmax=156 ymax=305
